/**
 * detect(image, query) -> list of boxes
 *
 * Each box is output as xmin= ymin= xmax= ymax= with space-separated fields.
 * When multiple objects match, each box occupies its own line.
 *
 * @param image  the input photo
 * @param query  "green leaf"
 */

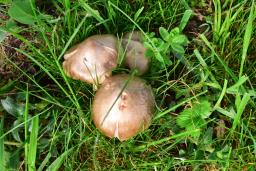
xmin=12 ymin=120 xmax=22 ymax=142
xmin=193 ymin=100 xmax=212 ymax=119
xmin=159 ymin=27 xmax=169 ymax=41
xmin=171 ymin=44 xmax=185 ymax=55
xmin=177 ymin=109 xmax=204 ymax=138
xmin=144 ymin=41 xmax=153 ymax=50
xmin=176 ymin=100 xmax=212 ymax=138
xmin=144 ymin=49 xmax=154 ymax=58
xmin=155 ymin=52 xmax=165 ymax=64
xmin=134 ymin=7 xmax=144 ymax=21
xmin=6 ymin=19 xmax=20 ymax=32
xmin=163 ymin=56 xmax=172 ymax=66
xmin=8 ymin=0 xmax=36 ymax=25
xmin=172 ymin=35 xmax=188 ymax=45
xmin=1 ymin=97 xmax=24 ymax=117
xmin=179 ymin=9 xmax=193 ymax=31
xmin=158 ymin=42 xmax=169 ymax=52
xmin=169 ymin=27 xmax=180 ymax=35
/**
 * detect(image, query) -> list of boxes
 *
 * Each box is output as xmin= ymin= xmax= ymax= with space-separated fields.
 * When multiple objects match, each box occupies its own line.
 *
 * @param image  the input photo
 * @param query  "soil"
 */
xmin=0 ymin=35 xmax=36 ymax=83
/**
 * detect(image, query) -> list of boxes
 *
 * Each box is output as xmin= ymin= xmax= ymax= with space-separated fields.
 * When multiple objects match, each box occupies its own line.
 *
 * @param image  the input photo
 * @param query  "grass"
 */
xmin=0 ymin=0 xmax=256 ymax=170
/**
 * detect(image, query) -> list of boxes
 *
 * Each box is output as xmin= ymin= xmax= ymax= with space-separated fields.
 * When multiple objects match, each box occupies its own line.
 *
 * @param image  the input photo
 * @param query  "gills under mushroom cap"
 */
xmin=92 ymin=74 xmax=155 ymax=141
xmin=63 ymin=34 xmax=118 ymax=85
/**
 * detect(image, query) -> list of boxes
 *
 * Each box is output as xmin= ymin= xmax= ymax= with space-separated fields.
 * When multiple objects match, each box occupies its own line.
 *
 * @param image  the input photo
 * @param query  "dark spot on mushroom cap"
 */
xmin=92 ymin=74 xmax=155 ymax=141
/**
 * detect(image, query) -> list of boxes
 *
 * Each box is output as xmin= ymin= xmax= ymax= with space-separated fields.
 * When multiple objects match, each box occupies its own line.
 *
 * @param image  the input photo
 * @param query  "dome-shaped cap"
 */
xmin=122 ymin=31 xmax=150 ymax=75
xmin=63 ymin=34 xmax=118 ymax=85
xmin=92 ymin=74 xmax=155 ymax=141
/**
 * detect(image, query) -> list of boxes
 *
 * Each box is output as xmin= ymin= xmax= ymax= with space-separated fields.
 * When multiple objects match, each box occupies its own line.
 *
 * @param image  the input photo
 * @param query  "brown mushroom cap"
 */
xmin=63 ymin=34 xmax=118 ymax=85
xmin=122 ymin=31 xmax=150 ymax=75
xmin=92 ymin=74 xmax=155 ymax=141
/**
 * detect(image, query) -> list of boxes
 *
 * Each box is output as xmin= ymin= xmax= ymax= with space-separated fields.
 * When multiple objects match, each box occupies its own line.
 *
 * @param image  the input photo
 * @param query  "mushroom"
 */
xmin=63 ymin=34 xmax=118 ymax=86
xmin=122 ymin=31 xmax=150 ymax=75
xmin=92 ymin=74 xmax=155 ymax=141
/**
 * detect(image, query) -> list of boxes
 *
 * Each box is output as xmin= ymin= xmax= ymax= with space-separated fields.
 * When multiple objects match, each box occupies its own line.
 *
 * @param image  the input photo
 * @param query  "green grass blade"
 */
xmin=133 ymin=129 xmax=200 ymax=152
xmin=28 ymin=116 xmax=39 ymax=171
xmin=24 ymin=85 xmax=29 ymax=171
xmin=79 ymin=1 xmax=110 ymax=33
xmin=232 ymin=93 xmax=250 ymax=131
xmin=46 ymin=148 xmax=74 ymax=171
xmin=0 ymin=118 xmax=4 ymax=170
xmin=14 ymin=48 xmax=76 ymax=105
xmin=227 ymin=75 xmax=248 ymax=94
xmin=200 ymin=34 xmax=238 ymax=81
xmin=57 ymin=17 xmax=87 ymax=60
xmin=64 ymin=0 xmax=71 ymax=35
xmin=239 ymin=1 xmax=255 ymax=78
xmin=242 ymin=121 xmax=256 ymax=155
xmin=214 ymin=79 xmax=228 ymax=109
xmin=38 ymin=152 xmax=51 ymax=171
xmin=0 ymin=109 xmax=50 ymax=140
xmin=213 ymin=0 xmax=221 ymax=40
xmin=155 ymin=90 xmax=208 ymax=119
xmin=194 ymin=49 xmax=221 ymax=89
xmin=109 ymin=2 xmax=165 ymax=68
xmin=5 ymin=58 xmax=61 ymax=107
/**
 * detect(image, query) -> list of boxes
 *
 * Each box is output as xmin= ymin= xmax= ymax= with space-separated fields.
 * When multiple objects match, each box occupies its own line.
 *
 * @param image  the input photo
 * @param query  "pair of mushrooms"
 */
xmin=62 ymin=32 xmax=155 ymax=141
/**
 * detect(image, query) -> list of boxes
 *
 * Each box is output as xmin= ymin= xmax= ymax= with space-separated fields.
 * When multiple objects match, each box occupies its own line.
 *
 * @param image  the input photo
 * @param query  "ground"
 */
xmin=0 ymin=0 xmax=256 ymax=170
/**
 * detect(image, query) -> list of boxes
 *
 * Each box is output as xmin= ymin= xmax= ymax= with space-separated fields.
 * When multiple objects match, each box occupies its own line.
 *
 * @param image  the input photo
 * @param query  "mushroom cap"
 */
xmin=92 ymin=74 xmax=155 ymax=141
xmin=122 ymin=31 xmax=150 ymax=75
xmin=63 ymin=34 xmax=118 ymax=85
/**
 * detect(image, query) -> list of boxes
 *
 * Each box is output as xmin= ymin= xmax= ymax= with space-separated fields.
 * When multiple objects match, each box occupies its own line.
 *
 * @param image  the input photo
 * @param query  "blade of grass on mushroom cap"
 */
xmin=100 ymin=70 xmax=137 ymax=126
xmin=83 ymin=59 xmax=100 ymax=88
